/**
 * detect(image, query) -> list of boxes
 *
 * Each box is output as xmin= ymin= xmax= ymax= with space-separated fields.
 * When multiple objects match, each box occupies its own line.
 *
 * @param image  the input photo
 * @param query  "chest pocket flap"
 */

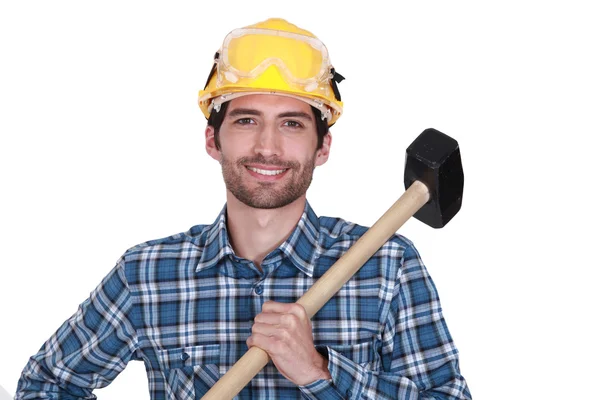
xmin=329 ymin=340 xmax=380 ymax=370
xmin=156 ymin=344 xmax=220 ymax=399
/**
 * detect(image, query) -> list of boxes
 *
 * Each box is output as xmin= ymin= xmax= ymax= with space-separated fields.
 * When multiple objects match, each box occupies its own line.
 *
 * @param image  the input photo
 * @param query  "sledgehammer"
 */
xmin=201 ymin=128 xmax=464 ymax=399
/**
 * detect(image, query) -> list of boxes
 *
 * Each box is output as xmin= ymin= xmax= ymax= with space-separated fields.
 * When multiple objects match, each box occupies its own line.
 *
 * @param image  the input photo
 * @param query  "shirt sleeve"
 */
xmin=15 ymin=258 xmax=139 ymax=400
xmin=299 ymin=243 xmax=471 ymax=400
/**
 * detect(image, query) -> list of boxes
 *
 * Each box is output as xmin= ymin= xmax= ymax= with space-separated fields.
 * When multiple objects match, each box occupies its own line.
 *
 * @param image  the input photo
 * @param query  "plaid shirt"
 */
xmin=16 ymin=202 xmax=471 ymax=399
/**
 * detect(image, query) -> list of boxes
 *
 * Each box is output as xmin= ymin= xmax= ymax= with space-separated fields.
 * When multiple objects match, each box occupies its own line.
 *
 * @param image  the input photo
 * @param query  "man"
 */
xmin=16 ymin=18 xmax=471 ymax=399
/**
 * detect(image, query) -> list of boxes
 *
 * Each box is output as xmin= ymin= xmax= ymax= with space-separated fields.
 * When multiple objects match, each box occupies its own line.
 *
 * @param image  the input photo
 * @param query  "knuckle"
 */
xmin=289 ymin=304 xmax=307 ymax=320
xmin=278 ymin=328 xmax=292 ymax=342
xmin=281 ymin=314 xmax=295 ymax=326
xmin=281 ymin=314 xmax=300 ymax=330
xmin=284 ymin=313 xmax=303 ymax=329
xmin=289 ymin=303 xmax=304 ymax=314
xmin=273 ymin=340 xmax=286 ymax=354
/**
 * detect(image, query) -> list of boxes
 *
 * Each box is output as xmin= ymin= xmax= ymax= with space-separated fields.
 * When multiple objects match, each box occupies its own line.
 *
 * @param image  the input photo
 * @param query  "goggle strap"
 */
xmin=203 ymin=52 xmax=220 ymax=90
xmin=330 ymin=68 xmax=345 ymax=101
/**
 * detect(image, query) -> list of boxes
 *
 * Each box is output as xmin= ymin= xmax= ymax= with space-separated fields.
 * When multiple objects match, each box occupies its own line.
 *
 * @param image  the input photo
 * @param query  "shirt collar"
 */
xmin=195 ymin=204 xmax=235 ymax=272
xmin=277 ymin=201 xmax=320 ymax=277
xmin=195 ymin=201 xmax=320 ymax=277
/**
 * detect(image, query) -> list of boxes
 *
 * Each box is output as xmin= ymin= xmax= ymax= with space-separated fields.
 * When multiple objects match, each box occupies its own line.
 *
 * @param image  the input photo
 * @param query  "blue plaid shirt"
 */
xmin=16 ymin=202 xmax=471 ymax=399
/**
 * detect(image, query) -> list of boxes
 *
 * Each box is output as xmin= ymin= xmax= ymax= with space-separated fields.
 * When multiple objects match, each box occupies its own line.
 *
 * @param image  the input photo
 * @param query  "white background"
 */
xmin=1 ymin=1 xmax=599 ymax=399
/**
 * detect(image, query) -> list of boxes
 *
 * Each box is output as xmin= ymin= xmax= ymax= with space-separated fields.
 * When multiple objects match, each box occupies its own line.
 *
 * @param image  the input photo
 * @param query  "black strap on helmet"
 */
xmin=330 ymin=68 xmax=345 ymax=101
xmin=203 ymin=52 xmax=220 ymax=90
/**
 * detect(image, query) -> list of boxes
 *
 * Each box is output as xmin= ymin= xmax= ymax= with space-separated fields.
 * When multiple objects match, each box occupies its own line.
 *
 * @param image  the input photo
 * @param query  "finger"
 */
xmin=246 ymin=332 xmax=286 ymax=355
xmin=284 ymin=303 xmax=309 ymax=322
xmin=261 ymin=302 xmax=308 ymax=322
xmin=251 ymin=321 xmax=282 ymax=337
xmin=261 ymin=300 xmax=294 ymax=313
xmin=255 ymin=312 xmax=302 ymax=331
xmin=254 ymin=312 xmax=284 ymax=325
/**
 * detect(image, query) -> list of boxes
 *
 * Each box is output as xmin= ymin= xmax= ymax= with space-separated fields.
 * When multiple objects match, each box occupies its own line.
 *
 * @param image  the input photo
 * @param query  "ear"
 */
xmin=205 ymin=125 xmax=221 ymax=162
xmin=314 ymin=132 xmax=332 ymax=167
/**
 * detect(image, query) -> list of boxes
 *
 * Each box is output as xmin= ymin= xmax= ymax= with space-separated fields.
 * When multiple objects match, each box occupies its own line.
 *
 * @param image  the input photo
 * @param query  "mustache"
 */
xmin=236 ymin=155 xmax=300 ymax=169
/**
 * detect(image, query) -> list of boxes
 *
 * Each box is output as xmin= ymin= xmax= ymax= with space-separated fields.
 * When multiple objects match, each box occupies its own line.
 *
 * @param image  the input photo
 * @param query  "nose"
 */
xmin=253 ymin=123 xmax=282 ymax=158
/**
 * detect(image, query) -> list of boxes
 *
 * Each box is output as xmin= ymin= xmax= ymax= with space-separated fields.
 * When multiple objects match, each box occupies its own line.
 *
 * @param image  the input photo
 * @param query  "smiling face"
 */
xmin=205 ymin=94 xmax=331 ymax=209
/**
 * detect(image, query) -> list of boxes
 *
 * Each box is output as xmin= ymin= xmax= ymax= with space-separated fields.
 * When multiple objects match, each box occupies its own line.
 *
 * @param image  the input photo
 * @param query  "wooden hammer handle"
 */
xmin=201 ymin=180 xmax=430 ymax=399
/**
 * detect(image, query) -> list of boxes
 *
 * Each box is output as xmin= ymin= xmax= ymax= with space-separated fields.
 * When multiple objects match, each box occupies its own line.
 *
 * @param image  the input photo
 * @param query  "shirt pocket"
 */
xmin=329 ymin=340 xmax=381 ymax=370
xmin=156 ymin=344 xmax=220 ymax=400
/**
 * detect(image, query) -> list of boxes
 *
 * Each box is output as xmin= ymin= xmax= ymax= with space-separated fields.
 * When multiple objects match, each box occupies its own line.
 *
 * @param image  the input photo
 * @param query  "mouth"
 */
xmin=244 ymin=164 xmax=291 ymax=181
xmin=246 ymin=166 xmax=288 ymax=176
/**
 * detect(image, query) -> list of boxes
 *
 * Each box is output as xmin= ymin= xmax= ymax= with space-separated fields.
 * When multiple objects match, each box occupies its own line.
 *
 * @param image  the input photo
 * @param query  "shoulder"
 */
xmin=118 ymin=223 xmax=212 ymax=280
xmin=317 ymin=214 xmax=418 ymax=258
xmin=315 ymin=214 xmax=428 ymax=291
xmin=125 ymin=224 xmax=209 ymax=257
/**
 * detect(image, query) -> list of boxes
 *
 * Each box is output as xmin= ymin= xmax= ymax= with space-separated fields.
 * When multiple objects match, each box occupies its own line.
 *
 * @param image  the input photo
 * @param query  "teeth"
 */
xmin=247 ymin=167 xmax=286 ymax=176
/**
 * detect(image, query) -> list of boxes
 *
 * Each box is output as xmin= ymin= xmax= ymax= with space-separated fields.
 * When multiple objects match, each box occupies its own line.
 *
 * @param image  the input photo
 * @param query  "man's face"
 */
xmin=205 ymin=94 xmax=331 ymax=209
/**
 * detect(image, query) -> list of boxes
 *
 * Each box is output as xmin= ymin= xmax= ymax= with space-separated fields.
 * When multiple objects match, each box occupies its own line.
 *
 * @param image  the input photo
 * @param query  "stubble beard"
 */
xmin=221 ymin=153 xmax=317 ymax=209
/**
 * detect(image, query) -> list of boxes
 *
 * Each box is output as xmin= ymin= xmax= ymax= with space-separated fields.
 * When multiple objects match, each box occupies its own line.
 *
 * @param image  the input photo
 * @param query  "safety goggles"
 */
xmin=203 ymin=27 xmax=343 ymax=99
xmin=219 ymin=27 xmax=332 ymax=90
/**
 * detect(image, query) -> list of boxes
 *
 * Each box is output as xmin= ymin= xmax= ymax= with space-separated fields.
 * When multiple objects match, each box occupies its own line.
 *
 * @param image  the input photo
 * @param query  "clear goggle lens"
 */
xmin=218 ymin=28 xmax=332 ymax=89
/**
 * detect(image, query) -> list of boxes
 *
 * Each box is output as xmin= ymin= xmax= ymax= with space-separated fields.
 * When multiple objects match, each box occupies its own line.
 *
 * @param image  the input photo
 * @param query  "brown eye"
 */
xmin=283 ymin=120 xmax=303 ymax=128
xmin=236 ymin=118 xmax=255 ymax=125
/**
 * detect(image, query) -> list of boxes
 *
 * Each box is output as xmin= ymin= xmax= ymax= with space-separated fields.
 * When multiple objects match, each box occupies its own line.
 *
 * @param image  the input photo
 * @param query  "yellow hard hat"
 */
xmin=198 ymin=18 xmax=344 ymax=126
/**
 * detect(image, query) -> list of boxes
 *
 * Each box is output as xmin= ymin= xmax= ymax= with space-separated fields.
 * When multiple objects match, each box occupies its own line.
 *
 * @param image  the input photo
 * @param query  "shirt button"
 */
xmin=254 ymin=285 xmax=264 ymax=295
xmin=181 ymin=352 xmax=190 ymax=361
xmin=346 ymin=389 xmax=352 ymax=397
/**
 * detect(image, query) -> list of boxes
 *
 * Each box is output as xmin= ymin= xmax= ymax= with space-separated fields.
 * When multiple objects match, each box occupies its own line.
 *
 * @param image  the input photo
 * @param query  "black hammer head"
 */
xmin=403 ymin=128 xmax=464 ymax=228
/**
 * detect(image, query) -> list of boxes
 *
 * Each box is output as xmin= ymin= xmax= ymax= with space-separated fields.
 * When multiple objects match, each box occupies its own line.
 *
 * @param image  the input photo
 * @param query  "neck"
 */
xmin=225 ymin=192 xmax=306 ymax=270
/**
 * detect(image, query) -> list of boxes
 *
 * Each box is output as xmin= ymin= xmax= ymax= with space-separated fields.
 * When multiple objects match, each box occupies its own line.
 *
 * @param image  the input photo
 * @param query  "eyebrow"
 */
xmin=227 ymin=108 xmax=313 ymax=121
xmin=277 ymin=111 xmax=313 ymax=121
xmin=227 ymin=108 xmax=262 ymax=118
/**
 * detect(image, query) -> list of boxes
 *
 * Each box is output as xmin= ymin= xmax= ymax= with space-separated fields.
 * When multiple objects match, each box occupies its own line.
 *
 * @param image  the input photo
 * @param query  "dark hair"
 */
xmin=207 ymin=100 xmax=329 ymax=150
